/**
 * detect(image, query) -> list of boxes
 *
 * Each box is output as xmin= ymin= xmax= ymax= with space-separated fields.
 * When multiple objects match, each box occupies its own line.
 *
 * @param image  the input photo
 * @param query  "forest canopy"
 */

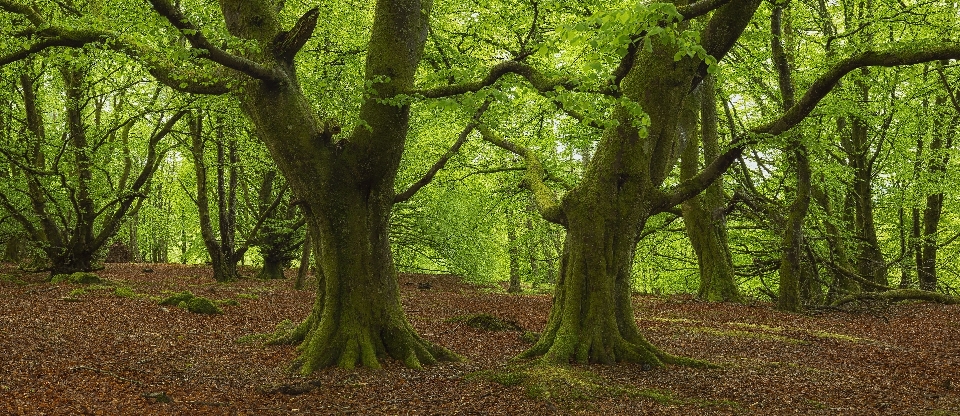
xmin=1 ymin=0 xmax=960 ymax=373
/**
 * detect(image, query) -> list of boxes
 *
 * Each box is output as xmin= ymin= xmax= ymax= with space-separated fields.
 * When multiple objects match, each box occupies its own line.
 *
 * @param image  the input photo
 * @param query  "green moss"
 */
xmin=114 ymin=287 xmax=136 ymax=298
xmin=159 ymin=291 xmax=196 ymax=306
xmin=0 ymin=273 xmax=29 ymax=285
xmin=447 ymin=313 xmax=523 ymax=331
xmin=520 ymin=331 xmax=540 ymax=344
xmin=186 ymin=297 xmax=222 ymax=314
xmin=51 ymin=272 xmax=101 ymax=284
xmin=237 ymin=319 xmax=295 ymax=345
xmin=68 ymin=288 xmax=86 ymax=297
xmin=217 ymin=299 xmax=240 ymax=306
xmin=472 ymin=363 xmax=681 ymax=403
xmin=236 ymin=293 xmax=259 ymax=300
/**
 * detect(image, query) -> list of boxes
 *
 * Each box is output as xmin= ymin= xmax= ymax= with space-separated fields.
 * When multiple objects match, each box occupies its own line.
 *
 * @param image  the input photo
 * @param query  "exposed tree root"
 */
xmin=831 ymin=289 xmax=960 ymax=308
xmin=518 ymin=329 xmax=716 ymax=369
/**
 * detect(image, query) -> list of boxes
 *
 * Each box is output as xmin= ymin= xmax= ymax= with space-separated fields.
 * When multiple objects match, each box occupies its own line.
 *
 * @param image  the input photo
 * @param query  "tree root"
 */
xmin=831 ymin=289 xmax=960 ymax=308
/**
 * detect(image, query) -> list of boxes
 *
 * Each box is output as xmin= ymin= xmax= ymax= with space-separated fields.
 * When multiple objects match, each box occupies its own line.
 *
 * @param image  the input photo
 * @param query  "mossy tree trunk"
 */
xmin=510 ymin=1 xmax=763 ymax=365
xmin=770 ymin=2 xmax=811 ymax=312
xmin=918 ymin=89 xmax=954 ymax=291
xmin=188 ymin=112 xmax=240 ymax=282
xmin=211 ymin=0 xmax=455 ymax=370
xmin=680 ymin=77 xmax=741 ymax=303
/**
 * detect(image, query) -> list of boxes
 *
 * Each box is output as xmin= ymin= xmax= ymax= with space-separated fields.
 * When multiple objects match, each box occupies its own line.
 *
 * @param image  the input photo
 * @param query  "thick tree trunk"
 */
xmin=520 ymin=200 xmax=673 ymax=366
xmin=284 ymin=183 xmax=456 ymax=371
xmin=218 ymin=0 xmax=452 ymax=370
xmin=257 ymin=258 xmax=286 ymax=280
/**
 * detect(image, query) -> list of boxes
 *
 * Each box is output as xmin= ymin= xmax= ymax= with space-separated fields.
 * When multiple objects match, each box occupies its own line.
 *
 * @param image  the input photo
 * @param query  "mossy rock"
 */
xmin=448 ymin=313 xmax=523 ymax=331
xmin=186 ymin=297 xmax=222 ymax=315
xmin=159 ymin=291 xmax=196 ymax=306
xmin=51 ymin=272 xmax=101 ymax=284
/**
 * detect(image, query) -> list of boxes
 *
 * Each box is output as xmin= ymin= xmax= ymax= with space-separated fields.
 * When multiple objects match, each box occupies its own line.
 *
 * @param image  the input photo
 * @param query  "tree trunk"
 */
xmin=917 ymin=92 xmax=954 ymax=291
xmin=189 ymin=112 xmax=238 ymax=282
xmin=771 ymin=3 xmax=811 ymax=312
xmin=680 ymin=77 xmax=741 ymax=302
xmin=295 ymin=229 xmax=311 ymax=290
xmin=507 ymin=211 xmax=522 ymax=293
xmin=218 ymin=0 xmax=454 ymax=370
xmin=520 ymin=198 xmax=673 ymax=366
xmin=286 ymin=182 xmax=455 ymax=371
xmin=515 ymin=0 xmax=761 ymax=365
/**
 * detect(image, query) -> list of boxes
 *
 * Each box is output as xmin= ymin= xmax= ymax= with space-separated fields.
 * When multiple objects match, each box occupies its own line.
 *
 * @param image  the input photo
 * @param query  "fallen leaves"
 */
xmin=0 ymin=263 xmax=958 ymax=414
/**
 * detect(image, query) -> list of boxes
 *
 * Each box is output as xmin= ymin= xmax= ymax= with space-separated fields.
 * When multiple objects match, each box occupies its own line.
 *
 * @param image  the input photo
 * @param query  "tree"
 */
xmin=0 ymin=54 xmax=183 ymax=275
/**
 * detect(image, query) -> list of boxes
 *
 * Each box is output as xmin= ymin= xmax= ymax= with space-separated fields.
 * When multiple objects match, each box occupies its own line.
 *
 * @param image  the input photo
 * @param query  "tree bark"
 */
xmin=217 ymin=0 xmax=456 ymax=370
xmin=680 ymin=77 xmax=741 ymax=302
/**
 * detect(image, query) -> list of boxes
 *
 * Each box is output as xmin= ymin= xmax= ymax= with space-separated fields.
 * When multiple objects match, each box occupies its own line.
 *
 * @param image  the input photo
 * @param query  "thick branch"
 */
xmin=394 ymin=102 xmax=490 ymax=203
xmin=659 ymin=42 xmax=960 ymax=211
xmin=272 ymin=7 xmax=319 ymax=61
xmin=415 ymin=61 xmax=577 ymax=98
xmin=478 ymin=125 xmax=566 ymax=225
xmin=758 ymin=42 xmax=960 ymax=135
xmin=147 ymin=0 xmax=282 ymax=82
xmin=677 ymin=0 xmax=734 ymax=19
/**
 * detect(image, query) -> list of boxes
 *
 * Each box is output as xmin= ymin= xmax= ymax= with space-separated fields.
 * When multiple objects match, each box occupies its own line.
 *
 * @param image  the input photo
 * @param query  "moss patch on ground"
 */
xmin=471 ymin=362 xmax=741 ymax=410
xmin=158 ymin=291 xmax=223 ymax=314
xmin=447 ymin=313 xmax=523 ymax=331
xmin=51 ymin=272 xmax=101 ymax=284
xmin=236 ymin=319 xmax=295 ymax=345
xmin=0 ymin=273 xmax=29 ymax=286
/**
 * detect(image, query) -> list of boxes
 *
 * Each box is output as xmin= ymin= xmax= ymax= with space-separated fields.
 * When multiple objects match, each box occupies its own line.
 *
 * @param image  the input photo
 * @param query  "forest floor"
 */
xmin=1 ymin=263 xmax=958 ymax=415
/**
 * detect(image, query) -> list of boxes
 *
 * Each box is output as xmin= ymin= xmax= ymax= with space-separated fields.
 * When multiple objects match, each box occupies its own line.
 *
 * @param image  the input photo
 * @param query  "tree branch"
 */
xmin=271 ymin=7 xmax=319 ymax=61
xmin=394 ymin=101 xmax=490 ymax=203
xmin=146 ymin=0 xmax=282 ymax=83
xmin=758 ymin=42 xmax=960 ymax=136
xmin=478 ymin=125 xmax=566 ymax=225
xmin=415 ymin=61 xmax=577 ymax=98
xmin=657 ymin=42 xmax=960 ymax=212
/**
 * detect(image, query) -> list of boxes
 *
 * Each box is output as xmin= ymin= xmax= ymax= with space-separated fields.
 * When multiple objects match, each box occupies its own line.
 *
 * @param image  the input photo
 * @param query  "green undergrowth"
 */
xmin=471 ymin=362 xmax=740 ymax=410
xmin=236 ymin=319 xmax=295 ymax=345
xmin=687 ymin=326 xmax=807 ymax=345
xmin=0 ymin=273 xmax=30 ymax=286
xmin=447 ymin=313 xmax=523 ymax=331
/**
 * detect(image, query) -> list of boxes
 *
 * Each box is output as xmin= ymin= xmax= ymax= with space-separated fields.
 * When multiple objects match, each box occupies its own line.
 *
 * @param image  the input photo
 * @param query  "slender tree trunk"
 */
xmin=771 ymin=2 xmax=811 ymax=312
xmin=918 ymin=94 xmax=954 ymax=291
xmin=507 ymin=210 xmax=522 ymax=293
xmin=680 ymin=77 xmax=741 ymax=302
xmin=295 ymin=229 xmax=311 ymax=290
xmin=189 ymin=113 xmax=238 ymax=282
